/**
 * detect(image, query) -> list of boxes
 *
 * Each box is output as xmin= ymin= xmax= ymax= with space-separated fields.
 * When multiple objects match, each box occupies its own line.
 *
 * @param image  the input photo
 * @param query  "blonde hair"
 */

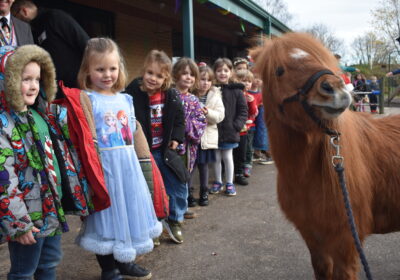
xmin=77 ymin=37 xmax=127 ymax=93
xmin=233 ymin=69 xmax=254 ymax=83
xmin=142 ymin=50 xmax=172 ymax=91
xmin=172 ymin=57 xmax=199 ymax=91
xmin=193 ymin=65 xmax=215 ymax=96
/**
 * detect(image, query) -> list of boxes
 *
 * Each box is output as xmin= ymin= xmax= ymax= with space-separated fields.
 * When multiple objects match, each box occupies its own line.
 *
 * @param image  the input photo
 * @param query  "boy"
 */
xmin=0 ymin=45 xmax=92 ymax=279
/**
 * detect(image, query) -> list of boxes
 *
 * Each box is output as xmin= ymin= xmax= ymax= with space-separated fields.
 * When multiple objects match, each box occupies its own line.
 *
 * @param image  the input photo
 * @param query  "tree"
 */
xmin=351 ymin=32 xmax=393 ymax=69
xmin=253 ymin=0 xmax=293 ymax=25
xmin=371 ymin=0 xmax=400 ymax=53
xmin=302 ymin=23 xmax=344 ymax=54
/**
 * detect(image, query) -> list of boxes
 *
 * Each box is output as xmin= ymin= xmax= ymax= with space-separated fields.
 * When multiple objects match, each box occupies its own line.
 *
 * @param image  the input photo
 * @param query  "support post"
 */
xmin=182 ymin=0 xmax=194 ymax=59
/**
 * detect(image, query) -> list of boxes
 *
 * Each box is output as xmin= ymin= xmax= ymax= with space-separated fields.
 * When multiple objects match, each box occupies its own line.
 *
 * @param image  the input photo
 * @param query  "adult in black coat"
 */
xmin=12 ymin=0 xmax=89 ymax=89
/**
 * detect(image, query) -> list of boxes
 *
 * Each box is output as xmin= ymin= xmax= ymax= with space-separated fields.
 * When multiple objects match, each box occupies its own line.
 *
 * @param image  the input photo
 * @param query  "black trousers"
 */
xmin=233 ymin=134 xmax=247 ymax=175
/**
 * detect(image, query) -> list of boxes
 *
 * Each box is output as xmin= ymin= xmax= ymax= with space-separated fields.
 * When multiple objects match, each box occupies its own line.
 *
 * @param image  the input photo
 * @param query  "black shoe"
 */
xmin=188 ymin=194 xmax=197 ymax=207
xmin=116 ymin=262 xmax=152 ymax=280
xmin=101 ymin=269 xmax=123 ymax=280
xmin=235 ymin=174 xmax=248 ymax=185
xmin=198 ymin=192 xmax=209 ymax=206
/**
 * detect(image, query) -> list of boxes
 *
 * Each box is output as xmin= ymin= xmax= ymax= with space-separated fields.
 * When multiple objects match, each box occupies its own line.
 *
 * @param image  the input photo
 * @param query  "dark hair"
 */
xmin=11 ymin=0 xmax=35 ymax=15
xmin=172 ymin=57 xmax=200 ymax=91
xmin=213 ymin=58 xmax=233 ymax=73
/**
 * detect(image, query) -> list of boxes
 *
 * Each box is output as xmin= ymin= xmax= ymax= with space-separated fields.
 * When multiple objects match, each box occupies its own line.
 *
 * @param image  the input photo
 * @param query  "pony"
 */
xmin=250 ymin=32 xmax=400 ymax=279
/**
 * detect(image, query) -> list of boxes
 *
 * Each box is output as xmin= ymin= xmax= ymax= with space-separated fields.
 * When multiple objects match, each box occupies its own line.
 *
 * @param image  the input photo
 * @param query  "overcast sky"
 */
xmin=285 ymin=0 xmax=381 ymax=62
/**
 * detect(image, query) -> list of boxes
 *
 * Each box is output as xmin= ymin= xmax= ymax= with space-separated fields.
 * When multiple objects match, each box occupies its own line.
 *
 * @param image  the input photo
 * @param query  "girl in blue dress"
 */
xmin=75 ymin=38 xmax=161 ymax=280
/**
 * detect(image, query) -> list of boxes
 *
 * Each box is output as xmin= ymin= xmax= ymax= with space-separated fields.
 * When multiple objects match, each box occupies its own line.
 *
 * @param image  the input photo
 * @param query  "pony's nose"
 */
xmin=321 ymin=81 xmax=334 ymax=94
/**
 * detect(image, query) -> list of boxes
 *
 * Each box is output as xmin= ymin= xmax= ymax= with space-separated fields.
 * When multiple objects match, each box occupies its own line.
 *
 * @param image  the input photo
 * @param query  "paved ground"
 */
xmin=1 ymin=108 xmax=400 ymax=279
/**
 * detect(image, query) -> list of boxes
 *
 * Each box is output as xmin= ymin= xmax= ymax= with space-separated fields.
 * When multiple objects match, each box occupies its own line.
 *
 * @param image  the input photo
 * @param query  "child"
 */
xmin=125 ymin=50 xmax=187 ymax=244
xmin=192 ymin=64 xmax=225 ymax=205
xmin=209 ymin=58 xmax=247 ymax=196
xmin=233 ymin=69 xmax=258 ymax=184
xmin=367 ymin=76 xmax=380 ymax=113
xmin=172 ymin=57 xmax=206 ymax=208
xmin=0 ymin=45 xmax=93 ymax=279
xmin=251 ymin=73 xmax=273 ymax=165
xmin=75 ymin=38 xmax=161 ymax=280
xmin=233 ymin=57 xmax=249 ymax=72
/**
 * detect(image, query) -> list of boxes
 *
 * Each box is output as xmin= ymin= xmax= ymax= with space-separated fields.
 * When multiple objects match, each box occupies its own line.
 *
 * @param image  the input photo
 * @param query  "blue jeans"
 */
xmin=152 ymin=149 xmax=188 ymax=222
xmin=8 ymin=234 xmax=62 ymax=280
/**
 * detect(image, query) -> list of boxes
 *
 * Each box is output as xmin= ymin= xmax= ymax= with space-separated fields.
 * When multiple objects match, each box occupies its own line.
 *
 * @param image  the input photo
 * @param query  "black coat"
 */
xmin=31 ymin=8 xmax=89 ymax=89
xmin=217 ymin=83 xmax=248 ymax=143
xmin=125 ymin=78 xmax=185 ymax=152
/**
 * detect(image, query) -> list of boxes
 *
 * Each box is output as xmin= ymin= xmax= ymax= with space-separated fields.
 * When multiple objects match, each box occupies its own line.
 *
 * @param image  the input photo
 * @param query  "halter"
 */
xmin=278 ymin=69 xmax=339 ymax=136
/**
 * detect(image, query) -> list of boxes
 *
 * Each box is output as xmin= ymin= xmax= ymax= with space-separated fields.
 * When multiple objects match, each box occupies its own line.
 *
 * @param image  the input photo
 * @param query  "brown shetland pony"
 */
xmin=250 ymin=32 xmax=400 ymax=279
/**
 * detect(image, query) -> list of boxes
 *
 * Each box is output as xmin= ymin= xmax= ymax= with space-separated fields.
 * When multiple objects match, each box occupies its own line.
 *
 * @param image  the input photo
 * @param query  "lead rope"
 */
xmin=330 ymin=135 xmax=373 ymax=280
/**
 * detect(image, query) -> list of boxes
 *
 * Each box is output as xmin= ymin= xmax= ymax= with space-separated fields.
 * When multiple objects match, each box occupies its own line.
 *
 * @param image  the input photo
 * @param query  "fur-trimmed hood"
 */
xmin=4 ymin=45 xmax=57 ymax=111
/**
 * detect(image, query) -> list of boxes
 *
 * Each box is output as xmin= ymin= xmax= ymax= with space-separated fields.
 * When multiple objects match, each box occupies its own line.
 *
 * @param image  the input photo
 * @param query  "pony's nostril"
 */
xmin=321 ymin=81 xmax=334 ymax=94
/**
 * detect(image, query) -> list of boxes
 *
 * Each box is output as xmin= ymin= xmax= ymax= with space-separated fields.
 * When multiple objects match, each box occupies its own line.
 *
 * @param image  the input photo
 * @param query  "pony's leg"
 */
xmin=302 ymin=235 xmax=333 ymax=279
xmin=309 ymin=249 xmax=333 ymax=280
xmin=331 ymin=245 xmax=359 ymax=280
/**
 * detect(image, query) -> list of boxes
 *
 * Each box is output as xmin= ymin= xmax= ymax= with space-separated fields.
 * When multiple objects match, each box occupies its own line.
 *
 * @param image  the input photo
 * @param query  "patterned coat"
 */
xmin=176 ymin=92 xmax=207 ymax=172
xmin=0 ymin=45 xmax=92 ymax=243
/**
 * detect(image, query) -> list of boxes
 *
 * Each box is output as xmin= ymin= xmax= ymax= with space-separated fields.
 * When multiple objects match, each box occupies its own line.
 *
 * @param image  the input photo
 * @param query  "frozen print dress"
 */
xmin=77 ymin=91 xmax=162 ymax=263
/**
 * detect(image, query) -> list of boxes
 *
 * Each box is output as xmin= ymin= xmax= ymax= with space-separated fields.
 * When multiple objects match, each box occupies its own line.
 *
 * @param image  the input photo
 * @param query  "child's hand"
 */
xmin=102 ymin=135 xmax=108 ymax=144
xmin=14 ymin=227 xmax=39 ymax=245
xmin=202 ymin=107 xmax=208 ymax=115
xmin=168 ymin=140 xmax=179 ymax=150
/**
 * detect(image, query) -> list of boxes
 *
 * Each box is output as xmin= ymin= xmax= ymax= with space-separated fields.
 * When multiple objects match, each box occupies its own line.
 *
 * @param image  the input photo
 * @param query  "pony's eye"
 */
xmin=276 ymin=67 xmax=285 ymax=76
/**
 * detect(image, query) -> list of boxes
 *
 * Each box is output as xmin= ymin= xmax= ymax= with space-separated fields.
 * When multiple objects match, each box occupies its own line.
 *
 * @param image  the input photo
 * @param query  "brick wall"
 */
xmin=115 ymin=13 xmax=173 ymax=81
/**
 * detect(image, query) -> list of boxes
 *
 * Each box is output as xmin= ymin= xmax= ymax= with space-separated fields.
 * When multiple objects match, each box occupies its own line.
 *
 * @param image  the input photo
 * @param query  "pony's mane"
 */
xmin=251 ymin=32 xmax=338 ymax=96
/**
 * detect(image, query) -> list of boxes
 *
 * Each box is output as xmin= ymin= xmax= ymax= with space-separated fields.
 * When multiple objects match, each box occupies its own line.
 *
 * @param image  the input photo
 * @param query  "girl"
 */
xmin=172 ymin=57 xmax=206 ymax=208
xmin=76 ymin=38 xmax=161 ymax=280
xmin=0 ymin=45 xmax=93 ymax=279
xmin=125 ymin=50 xmax=187 ymax=244
xmin=192 ymin=64 xmax=224 ymax=206
xmin=233 ymin=57 xmax=249 ymax=72
xmin=209 ymin=58 xmax=247 ymax=196
xmin=232 ymin=69 xmax=258 ymax=184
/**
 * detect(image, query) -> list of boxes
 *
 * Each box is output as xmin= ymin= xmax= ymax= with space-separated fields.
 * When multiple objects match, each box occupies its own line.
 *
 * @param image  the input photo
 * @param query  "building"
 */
xmin=36 ymin=0 xmax=290 ymax=79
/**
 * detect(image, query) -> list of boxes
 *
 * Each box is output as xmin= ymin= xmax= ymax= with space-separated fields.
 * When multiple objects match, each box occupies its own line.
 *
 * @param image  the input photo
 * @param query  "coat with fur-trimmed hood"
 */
xmin=4 ymin=45 xmax=57 ymax=112
xmin=0 ymin=45 xmax=93 ymax=244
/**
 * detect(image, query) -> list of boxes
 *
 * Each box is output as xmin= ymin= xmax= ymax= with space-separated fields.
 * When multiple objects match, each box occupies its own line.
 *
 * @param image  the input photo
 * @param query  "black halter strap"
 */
xmin=278 ymin=69 xmax=339 ymax=136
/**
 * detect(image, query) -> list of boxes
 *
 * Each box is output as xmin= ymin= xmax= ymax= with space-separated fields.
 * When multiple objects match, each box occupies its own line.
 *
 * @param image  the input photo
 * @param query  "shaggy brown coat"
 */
xmin=251 ymin=32 xmax=400 ymax=279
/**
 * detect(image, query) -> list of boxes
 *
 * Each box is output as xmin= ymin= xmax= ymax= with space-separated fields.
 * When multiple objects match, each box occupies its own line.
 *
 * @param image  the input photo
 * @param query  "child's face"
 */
xmin=253 ymin=77 xmax=263 ymax=89
xmin=88 ymin=50 xmax=119 ymax=94
xmin=235 ymin=63 xmax=248 ymax=72
xmin=21 ymin=61 xmax=40 ymax=111
xmin=199 ymin=72 xmax=212 ymax=94
xmin=215 ymin=64 xmax=232 ymax=84
xmin=176 ymin=65 xmax=195 ymax=92
xmin=240 ymin=78 xmax=252 ymax=92
xmin=142 ymin=62 xmax=166 ymax=95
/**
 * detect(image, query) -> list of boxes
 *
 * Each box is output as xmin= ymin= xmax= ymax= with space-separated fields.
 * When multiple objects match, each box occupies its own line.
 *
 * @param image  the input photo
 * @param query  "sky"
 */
xmin=285 ymin=0 xmax=381 ymax=62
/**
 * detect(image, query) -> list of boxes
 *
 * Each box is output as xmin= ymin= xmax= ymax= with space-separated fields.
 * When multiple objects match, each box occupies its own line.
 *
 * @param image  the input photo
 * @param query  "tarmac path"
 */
xmin=1 ymin=107 xmax=400 ymax=279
